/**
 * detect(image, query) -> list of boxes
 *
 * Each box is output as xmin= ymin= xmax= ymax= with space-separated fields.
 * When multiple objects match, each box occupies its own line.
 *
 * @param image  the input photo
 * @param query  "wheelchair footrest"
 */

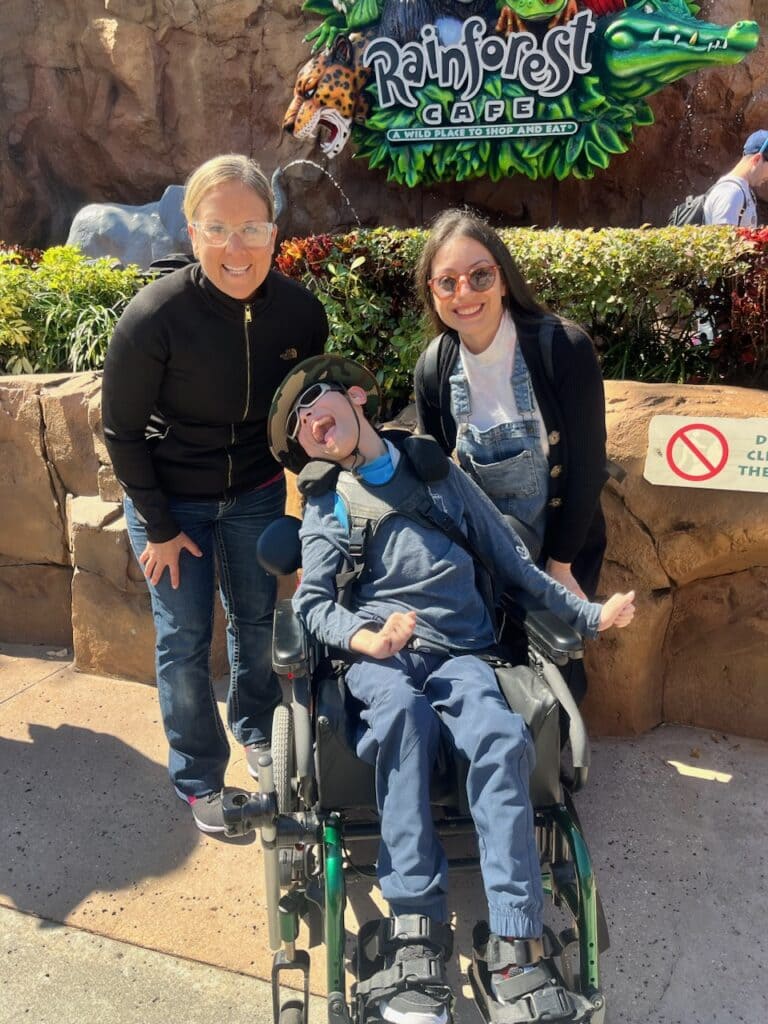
xmin=468 ymin=923 xmax=600 ymax=1024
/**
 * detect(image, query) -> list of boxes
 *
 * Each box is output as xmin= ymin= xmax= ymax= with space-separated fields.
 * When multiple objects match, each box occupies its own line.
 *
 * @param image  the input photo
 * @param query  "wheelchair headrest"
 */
xmin=256 ymin=515 xmax=302 ymax=576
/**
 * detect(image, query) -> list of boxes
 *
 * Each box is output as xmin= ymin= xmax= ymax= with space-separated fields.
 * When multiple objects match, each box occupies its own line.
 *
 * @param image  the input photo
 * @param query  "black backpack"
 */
xmin=668 ymin=192 xmax=709 ymax=227
xmin=668 ymin=177 xmax=749 ymax=226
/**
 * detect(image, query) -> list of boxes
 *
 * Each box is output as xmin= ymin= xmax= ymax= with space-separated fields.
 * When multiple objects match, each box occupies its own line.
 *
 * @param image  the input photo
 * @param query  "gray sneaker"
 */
xmin=174 ymin=787 xmax=247 ymax=834
xmin=380 ymin=987 xmax=450 ymax=1024
xmin=245 ymin=742 xmax=270 ymax=780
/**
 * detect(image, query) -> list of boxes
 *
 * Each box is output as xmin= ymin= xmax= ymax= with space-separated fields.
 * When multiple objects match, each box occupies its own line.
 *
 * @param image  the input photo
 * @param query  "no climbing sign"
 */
xmin=644 ymin=416 xmax=768 ymax=493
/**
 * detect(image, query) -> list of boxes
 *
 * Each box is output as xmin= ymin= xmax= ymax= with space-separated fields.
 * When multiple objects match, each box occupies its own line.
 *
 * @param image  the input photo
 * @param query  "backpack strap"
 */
xmin=711 ymin=176 xmax=752 ymax=225
xmin=331 ymin=439 xmax=499 ymax=630
xmin=538 ymin=316 xmax=556 ymax=383
xmin=422 ymin=334 xmax=443 ymax=409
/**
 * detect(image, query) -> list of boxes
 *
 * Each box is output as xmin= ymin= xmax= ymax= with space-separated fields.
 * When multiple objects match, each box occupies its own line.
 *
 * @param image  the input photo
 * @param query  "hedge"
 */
xmin=2 ymin=227 xmax=766 ymax=415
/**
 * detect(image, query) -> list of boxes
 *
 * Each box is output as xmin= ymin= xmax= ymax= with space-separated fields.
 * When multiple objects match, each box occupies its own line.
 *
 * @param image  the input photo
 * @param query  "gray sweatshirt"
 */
xmin=293 ymin=457 xmax=602 ymax=653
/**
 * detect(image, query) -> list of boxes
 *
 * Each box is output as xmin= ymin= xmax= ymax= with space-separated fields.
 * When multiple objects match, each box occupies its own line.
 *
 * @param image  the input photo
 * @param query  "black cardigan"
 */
xmin=414 ymin=316 xmax=608 ymax=589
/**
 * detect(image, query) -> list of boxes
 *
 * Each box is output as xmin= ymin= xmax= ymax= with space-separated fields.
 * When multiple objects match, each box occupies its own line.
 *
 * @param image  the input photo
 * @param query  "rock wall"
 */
xmin=584 ymin=381 xmax=768 ymax=740
xmin=0 ymin=1 xmax=766 ymax=247
xmin=0 ymin=373 xmax=228 ymax=681
xmin=1 ymin=372 xmax=766 ymax=739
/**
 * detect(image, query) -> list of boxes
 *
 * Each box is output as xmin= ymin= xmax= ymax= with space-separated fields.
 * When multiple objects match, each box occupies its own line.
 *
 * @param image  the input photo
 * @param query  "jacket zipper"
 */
xmin=228 ymin=304 xmax=253 ymax=490
xmin=243 ymin=305 xmax=252 ymax=420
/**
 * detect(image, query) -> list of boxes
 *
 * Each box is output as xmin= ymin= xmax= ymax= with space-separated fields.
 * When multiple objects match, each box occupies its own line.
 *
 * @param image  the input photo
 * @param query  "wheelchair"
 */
xmin=223 ymin=515 xmax=610 ymax=1024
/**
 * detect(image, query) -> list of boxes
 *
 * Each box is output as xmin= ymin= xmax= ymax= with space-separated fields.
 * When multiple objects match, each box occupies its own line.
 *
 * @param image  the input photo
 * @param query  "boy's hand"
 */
xmin=350 ymin=611 xmax=417 ymax=659
xmin=597 ymin=591 xmax=636 ymax=631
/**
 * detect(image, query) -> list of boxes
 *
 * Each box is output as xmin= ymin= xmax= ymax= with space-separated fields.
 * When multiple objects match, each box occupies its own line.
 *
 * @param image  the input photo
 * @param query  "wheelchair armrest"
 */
xmin=524 ymin=609 xmax=584 ymax=666
xmin=272 ymin=598 xmax=315 ymax=677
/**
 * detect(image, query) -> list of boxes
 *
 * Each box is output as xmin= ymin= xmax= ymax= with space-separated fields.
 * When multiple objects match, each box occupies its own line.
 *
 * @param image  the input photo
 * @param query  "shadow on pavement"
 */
xmin=0 ymin=723 xmax=197 ymax=922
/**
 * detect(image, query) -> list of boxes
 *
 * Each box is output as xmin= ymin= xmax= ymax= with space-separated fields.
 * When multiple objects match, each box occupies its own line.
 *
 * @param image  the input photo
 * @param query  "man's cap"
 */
xmin=268 ymin=354 xmax=380 ymax=473
xmin=744 ymin=129 xmax=768 ymax=155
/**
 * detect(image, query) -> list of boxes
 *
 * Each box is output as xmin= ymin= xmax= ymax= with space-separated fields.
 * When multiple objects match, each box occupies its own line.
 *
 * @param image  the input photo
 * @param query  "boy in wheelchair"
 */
xmin=267 ymin=355 xmax=634 ymax=1024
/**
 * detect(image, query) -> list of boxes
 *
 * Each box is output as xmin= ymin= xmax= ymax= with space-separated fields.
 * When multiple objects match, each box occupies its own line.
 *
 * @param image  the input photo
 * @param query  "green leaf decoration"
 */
xmin=592 ymin=121 xmax=628 ymax=155
xmin=634 ymin=103 xmax=656 ymax=127
xmin=565 ymin=132 xmax=586 ymax=164
xmin=302 ymin=0 xmax=336 ymax=15
xmin=584 ymin=139 xmax=610 ymax=170
xmin=347 ymin=0 xmax=381 ymax=29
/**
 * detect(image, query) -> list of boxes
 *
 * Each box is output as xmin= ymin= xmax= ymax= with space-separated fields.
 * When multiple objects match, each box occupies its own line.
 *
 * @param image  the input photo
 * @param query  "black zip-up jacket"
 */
xmin=413 ymin=317 xmax=608 ymax=594
xmin=102 ymin=263 xmax=328 ymax=542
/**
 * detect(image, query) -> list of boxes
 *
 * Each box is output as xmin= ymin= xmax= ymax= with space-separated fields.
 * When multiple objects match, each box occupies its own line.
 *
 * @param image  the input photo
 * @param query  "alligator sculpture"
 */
xmin=595 ymin=0 xmax=760 ymax=99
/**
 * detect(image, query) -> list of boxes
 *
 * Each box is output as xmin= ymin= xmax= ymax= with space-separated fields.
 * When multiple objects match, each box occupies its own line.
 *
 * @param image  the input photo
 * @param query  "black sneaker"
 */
xmin=174 ymin=787 xmax=247 ymax=834
xmin=245 ymin=742 xmax=270 ymax=780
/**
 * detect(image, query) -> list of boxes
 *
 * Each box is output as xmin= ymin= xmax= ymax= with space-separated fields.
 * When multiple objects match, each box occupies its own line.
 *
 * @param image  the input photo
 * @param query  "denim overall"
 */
xmin=449 ymin=345 xmax=549 ymax=557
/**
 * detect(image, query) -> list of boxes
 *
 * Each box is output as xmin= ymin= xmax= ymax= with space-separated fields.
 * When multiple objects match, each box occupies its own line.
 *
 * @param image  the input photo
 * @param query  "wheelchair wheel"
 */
xmin=278 ymin=1000 xmax=304 ymax=1024
xmin=272 ymin=704 xmax=296 ymax=813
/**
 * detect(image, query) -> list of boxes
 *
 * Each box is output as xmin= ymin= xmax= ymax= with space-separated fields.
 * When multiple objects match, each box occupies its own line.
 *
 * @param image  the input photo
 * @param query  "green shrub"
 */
xmin=277 ymin=224 xmax=761 ymax=412
xmin=276 ymin=228 xmax=425 ymax=415
xmin=2 ymin=231 xmax=765 ymax=405
xmin=0 ymin=246 xmax=143 ymax=374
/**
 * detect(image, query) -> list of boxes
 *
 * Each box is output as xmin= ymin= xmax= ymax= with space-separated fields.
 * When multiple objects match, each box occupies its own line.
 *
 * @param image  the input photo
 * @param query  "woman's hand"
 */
xmin=350 ymin=610 xmax=417 ymax=660
xmin=139 ymin=533 xmax=203 ymax=589
xmin=597 ymin=591 xmax=636 ymax=631
xmin=545 ymin=559 xmax=587 ymax=600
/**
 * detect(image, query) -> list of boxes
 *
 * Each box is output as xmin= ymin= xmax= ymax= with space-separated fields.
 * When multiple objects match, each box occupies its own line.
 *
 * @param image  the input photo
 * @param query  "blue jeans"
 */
xmin=345 ymin=649 xmax=543 ymax=938
xmin=124 ymin=478 xmax=285 ymax=797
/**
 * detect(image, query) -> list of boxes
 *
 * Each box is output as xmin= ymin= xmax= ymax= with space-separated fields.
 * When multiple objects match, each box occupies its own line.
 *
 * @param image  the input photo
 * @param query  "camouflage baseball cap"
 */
xmin=268 ymin=354 xmax=381 ymax=473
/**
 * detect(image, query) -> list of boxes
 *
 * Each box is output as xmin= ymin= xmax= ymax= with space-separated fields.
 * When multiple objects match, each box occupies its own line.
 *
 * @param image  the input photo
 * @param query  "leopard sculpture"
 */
xmin=283 ymin=33 xmax=372 ymax=158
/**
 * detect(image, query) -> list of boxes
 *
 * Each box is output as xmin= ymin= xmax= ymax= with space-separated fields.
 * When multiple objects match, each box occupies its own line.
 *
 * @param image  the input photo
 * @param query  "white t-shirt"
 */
xmin=703 ymin=176 xmax=756 ymax=227
xmin=459 ymin=313 xmax=549 ymax=454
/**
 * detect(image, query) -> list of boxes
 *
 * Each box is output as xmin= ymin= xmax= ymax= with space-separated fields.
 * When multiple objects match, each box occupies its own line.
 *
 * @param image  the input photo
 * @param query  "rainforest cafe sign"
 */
xmin=367 ymin=14 xmax=595 ymax=108
xmin=282 ymin=1 xmax=760 ymax=186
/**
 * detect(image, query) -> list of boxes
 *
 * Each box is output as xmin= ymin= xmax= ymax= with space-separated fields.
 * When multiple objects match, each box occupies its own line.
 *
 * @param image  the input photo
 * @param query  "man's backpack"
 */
xmin=667 ymin=192 xmax=709 ymax=227
xmin=668 ymin=177 xmax=749 ymax=227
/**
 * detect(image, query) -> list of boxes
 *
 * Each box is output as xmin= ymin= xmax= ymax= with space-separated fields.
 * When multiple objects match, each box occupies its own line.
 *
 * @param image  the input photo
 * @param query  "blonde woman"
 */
xmin=102 ymin=154 xmax=328 ymax=834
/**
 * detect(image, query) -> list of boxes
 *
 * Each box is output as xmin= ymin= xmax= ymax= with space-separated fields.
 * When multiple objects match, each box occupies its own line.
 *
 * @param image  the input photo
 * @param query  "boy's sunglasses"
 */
xmin=427 ymin=264 xmax=500 ymax=298
xmin=286 ymin=381 xmax=346 ymax=440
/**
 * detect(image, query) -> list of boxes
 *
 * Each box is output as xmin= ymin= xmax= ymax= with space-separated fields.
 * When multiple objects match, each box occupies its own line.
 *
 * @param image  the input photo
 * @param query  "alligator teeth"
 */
xmin=674 ymin=33 xmax=681 ymax=44
xmin=723 ymin=40 xmax=727 ymax=49
xmin=690 ymin=32 xmax=698 ymax=45
xmin=653 ymin=28 xmax=661 ymax=42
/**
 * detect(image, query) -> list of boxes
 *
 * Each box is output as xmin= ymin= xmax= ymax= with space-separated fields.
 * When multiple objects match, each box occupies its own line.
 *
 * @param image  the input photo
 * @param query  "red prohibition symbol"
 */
xmin=665 ymin=423 xmax=729 ymax=481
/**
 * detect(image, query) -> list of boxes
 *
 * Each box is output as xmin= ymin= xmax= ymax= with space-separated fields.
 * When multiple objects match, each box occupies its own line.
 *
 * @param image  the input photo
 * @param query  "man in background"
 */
xmin=703 ymin=129 xmax=768 ymax=226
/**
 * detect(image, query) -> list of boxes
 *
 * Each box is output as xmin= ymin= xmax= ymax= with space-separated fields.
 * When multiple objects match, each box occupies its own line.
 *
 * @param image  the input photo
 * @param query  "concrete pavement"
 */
xmin=1 ymin=642 xmax=766 ymax=1024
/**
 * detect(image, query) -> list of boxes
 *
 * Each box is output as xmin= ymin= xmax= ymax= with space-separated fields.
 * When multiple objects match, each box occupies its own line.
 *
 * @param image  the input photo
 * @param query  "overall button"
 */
xmin=548 ymin=430 xmax=560 ymax=445
xmin=548 ymin=497 xmax=563 ymax=508
xmin=550 ymin=464 xmax=563 ymax=478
